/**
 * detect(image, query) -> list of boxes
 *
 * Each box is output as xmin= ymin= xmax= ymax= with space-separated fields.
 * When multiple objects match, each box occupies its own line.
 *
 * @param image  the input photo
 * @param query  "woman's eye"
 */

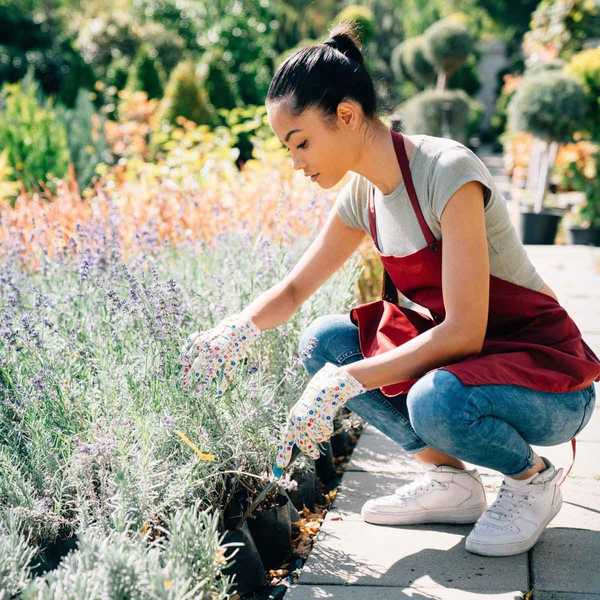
xmin=297 ymin=140 xmax=308 ymax=149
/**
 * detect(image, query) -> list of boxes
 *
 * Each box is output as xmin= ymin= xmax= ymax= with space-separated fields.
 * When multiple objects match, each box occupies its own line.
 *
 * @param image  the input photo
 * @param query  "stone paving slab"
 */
xmin=534 ymin=593 xmax=600 ymax=600
xmin=530 ymin=528 xmax=600 ymax=595
xmin=286 ymin=584 xmax=524 ymax=599
xmin=297 ymin=519 xmax=527 ymax=592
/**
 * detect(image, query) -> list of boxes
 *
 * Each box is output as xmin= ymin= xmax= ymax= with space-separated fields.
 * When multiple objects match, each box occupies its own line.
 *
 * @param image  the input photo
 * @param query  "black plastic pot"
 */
xmin=314 ymin=441 xmax=339 ymax=491
xmin=247 ymin=493 xmax=294 ymax=571
xmin=222 ymin=488 xmax=249 ymax=531
xmin=221 ymin=520 xmax=268 ymax=595
xmin=31 ymin=535 xmax=78 ymax=577
xmin=568 ymin=226 xmax=600 ymax=246
xmin=331 ymin=429 xmax=354 ymax=457
xmin=520 ymin=210 xmax=563 ymax=244
xmin=287 ymin=468 xmax=318 ymax=511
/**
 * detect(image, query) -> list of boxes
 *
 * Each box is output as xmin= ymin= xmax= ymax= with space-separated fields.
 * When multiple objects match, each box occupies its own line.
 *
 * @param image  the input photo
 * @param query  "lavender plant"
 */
xmin=0 ymin=193 xmax=362 ymax=593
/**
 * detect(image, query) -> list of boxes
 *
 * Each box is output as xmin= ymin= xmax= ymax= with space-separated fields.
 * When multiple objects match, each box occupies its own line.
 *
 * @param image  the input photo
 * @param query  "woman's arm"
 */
xmin=343 ymin=181 xmax=490 ymax=390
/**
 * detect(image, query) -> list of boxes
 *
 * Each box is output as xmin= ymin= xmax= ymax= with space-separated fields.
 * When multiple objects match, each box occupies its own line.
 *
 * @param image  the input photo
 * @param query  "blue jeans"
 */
xmin=297 ymin=313 xmax=597 ymax=477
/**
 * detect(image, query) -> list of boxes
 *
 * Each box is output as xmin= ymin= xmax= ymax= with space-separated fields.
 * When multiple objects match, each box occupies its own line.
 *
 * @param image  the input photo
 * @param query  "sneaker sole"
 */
xmin=465 ymin=499 xmax=562 ymax=557
xmin=362 ymin=504 xmax=487 ymax=526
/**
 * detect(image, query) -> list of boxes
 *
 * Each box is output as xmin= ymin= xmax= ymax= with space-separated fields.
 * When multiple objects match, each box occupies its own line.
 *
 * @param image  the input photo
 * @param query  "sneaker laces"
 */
xmin=485 ymin=481 xmax=534 ymax=522
xmin=394 ymin=474 xmax=444 ymax=500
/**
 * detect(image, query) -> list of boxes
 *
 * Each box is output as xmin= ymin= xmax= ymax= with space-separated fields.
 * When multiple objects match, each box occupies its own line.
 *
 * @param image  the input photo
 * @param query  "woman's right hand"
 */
xmin=180 ymin=313 xmax=262 ymax=392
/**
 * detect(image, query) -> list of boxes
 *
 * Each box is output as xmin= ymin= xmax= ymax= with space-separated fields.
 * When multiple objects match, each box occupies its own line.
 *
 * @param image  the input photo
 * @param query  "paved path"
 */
xmin=287 ymin=243 xmax=600 ymax=599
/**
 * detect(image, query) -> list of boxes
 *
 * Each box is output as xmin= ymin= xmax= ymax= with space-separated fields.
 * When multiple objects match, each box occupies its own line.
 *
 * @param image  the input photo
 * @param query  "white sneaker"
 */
xmin=465 ymin=458 xmax=563 ymax=557
xmin=361 ymin=465 xmax=487 ymax=526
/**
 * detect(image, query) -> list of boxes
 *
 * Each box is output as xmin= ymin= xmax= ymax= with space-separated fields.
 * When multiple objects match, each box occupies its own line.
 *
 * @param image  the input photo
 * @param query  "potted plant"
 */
xmin=507 ymin=70 xmax=587 ymax=244
xmin=558 ymin=144 xmax=600 ymax=245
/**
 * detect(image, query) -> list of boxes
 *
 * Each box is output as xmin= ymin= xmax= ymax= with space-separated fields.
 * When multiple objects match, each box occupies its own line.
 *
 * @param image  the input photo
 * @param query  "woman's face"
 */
xmin=266 ymin=99 xmax=359 ymax=189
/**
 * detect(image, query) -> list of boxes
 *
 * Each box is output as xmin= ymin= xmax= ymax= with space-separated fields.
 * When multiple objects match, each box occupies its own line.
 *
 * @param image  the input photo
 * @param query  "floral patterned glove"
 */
xmin=275 ymin=362 xmax=366 ymax=469
xmin=181 ymin=313 xmax=262 ymax=392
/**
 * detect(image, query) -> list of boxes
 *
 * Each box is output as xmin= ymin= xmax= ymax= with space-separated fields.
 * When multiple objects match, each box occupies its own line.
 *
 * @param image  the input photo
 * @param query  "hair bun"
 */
xmin=324 ymin=28 xmax=364 ymax=65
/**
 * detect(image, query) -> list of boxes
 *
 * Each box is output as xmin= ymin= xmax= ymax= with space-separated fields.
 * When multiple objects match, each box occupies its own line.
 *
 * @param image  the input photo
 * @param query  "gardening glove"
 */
xmin=275 ymin=362 xmax=366 ymax=469
xmin=181 ymin=313 xmax=262 ymax=392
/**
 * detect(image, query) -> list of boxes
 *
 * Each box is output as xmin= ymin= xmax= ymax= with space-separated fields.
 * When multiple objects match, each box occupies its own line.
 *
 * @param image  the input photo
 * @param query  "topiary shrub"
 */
xmin=565 ymin=47 xmax=600 ymax=140
xmin=334 ymin=5 xmax=376 ymax=46
xmin=507 ymin=71 xmax=586 ymax=143
xmin=397 ymin=88 xmax=483 ymax=145
xmin=157 ymin=60 xmax=217 ymax=127
xmin=200 ymin=47 xmax=240 ymax=111
xmin=393 ymin=36 xmax=436 ymax=89
xmin=508 ymin=70 xmax=587 ymax=212
xmin=422 ymin=16 xmax=474 ymax=90
xmin=125 ymin=43 xmax=165 ymax=100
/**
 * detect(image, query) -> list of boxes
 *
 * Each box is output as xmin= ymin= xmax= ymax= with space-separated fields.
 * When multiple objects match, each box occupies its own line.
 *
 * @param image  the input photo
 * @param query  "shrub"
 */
xmin=157 ymin=60 xmax=217 ymax=127
xmin=200 ymin=47 xmax=241 ymax=111
xmin=394 ymin=36 xmax=437 ymax=88
xmin=565 ymin=47 xmax=600 ymax=140
xmin=523 ymin=0 xmax=600 ymax=62
xmin=334 ymin=5 xmax=376 ymax=45
xmin=0 ymin=71 xmax=70 ymax=195
xmin=54 ymin=89 xmax=112 ymax=192
xmin=507 ymin=70 xmax=587 ymax=143
xmin=397 ymin=88 xmax=483 ymax=144
xmin=125 ymin=43 xmax=165 ymax=100
xmin=423 ymin=16 xmax=474 ymax=89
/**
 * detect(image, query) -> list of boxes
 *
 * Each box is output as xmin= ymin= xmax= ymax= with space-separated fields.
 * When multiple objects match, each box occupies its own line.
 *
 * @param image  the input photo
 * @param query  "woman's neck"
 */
xmin=352 ymin=120 xmax=415 ymax=195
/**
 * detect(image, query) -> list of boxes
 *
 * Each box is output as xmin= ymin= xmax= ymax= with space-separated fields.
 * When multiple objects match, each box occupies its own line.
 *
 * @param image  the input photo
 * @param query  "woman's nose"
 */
xmin=292 ymin=154 xmax=306 ymax=171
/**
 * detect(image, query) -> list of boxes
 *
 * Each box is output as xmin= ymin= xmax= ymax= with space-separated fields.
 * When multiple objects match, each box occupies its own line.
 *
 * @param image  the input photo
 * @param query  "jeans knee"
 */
xmin=297 ymin=314 xmax=355 ymax=374
xmin=406 ymin=369 xmax=466 ymax=446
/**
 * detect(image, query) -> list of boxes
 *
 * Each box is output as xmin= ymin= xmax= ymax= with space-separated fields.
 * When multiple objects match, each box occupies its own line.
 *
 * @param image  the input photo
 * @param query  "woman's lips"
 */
xmin=311 ymin=173 xmax=319 ymax=181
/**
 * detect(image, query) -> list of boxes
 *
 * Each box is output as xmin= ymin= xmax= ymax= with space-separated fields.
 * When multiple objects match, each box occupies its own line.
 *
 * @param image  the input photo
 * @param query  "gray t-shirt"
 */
xmin=334 ymin=134 xmax=545 ymax=297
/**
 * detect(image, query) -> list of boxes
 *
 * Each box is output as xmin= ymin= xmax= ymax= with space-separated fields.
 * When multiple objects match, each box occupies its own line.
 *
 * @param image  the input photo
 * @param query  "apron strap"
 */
xmin=391 ymin=130 xmax=439 ymax=251
xmin=558 ymin=437 xmax=577 ymax=486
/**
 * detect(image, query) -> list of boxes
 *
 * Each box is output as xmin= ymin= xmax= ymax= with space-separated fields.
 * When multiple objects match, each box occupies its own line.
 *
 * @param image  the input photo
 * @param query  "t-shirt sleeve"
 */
xmin=428 ymin=145 xmax=493 ymax=221
xmin=333 ymin=173 xmax=369 ymax=231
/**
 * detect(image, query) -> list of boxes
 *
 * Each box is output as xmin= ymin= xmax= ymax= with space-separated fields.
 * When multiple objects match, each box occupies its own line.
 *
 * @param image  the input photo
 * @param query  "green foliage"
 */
xmin=217 ymin=105 xmax=272 ymax=164
xmin=126 ymin=44 xmax=165 ymax=100
xmin=21 ymin=520 xmax=231 ymax=599
xmin=74 ymin=12 xmax=141 ymax=74
xmin=448 ymin=53 xmax=481 ymax=95
xmin=200 ymin=47 xmax=241 ymax=111
xmin=0 ymin=3 xmax=95 ymax=107
xmin=157 ymin=60 xmax=217 ymax=127
xmin=0 ymin=511 xmax=37 ymax=598
xmin=394 ymin=36 xmax=437 ymax=88
xmin=0 ymin=150 xmax=20 ymax=206
xmin=524 ymin=0 xmax=600 ymax=61
xmin=54 ymin=89 xmax=112 ymax=192
xmin=0 ymin=71 xmax=70 ymax=196
xmin=566 ymin=47 xmax=600 ymax=140
xmin=559 ymin=147 xmax=600 ymax=228
xmin=508 ymin=71 xmax=587 ymax=143
xmin=398 ymin=88 xmax=483 ymax=144
xmin=334 ymin=5 xmax=376 ymax=45
xmin=423 ymin=16 xmax=475 ymax=80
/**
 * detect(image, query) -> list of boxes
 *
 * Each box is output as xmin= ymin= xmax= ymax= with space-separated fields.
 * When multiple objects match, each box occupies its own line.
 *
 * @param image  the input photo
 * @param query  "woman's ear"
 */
xmin=336 ymin=100 xmax=358 ymax=128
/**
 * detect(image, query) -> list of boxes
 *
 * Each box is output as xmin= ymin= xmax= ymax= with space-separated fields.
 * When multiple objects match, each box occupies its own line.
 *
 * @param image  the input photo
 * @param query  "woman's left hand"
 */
xmin=275 ymin=362 xmax=366 ymax=469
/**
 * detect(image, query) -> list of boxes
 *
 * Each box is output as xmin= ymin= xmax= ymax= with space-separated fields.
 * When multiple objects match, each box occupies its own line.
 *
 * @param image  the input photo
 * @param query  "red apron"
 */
xmin=349 ymin=129 xmax=600 ymax=398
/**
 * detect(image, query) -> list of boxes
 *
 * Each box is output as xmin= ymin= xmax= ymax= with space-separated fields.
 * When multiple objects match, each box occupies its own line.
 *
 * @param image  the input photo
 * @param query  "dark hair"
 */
xmin=266 ymin=22 xmax=378 ymax=121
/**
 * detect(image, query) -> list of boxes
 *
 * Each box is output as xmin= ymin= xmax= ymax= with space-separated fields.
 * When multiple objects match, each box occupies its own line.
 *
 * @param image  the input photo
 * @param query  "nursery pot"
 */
xmin=247 ymin=493 xmax=294 ymax=571
xmin=315 ymin=441 xmax=339 ymax=491
xmin=287 ymin=468 xmax=318 ymax=511
xmin=568 ymin=226 xmax=600 ymax=246
xmin=519 ymin=210 xmax=563 ymax=245
xmin=331 ymin=429 xmax=354 ymax=458
xmin=31 ymin=535 xmax=78 ymax=577
xmin=221 ymin=520 xmax=268 ymax=595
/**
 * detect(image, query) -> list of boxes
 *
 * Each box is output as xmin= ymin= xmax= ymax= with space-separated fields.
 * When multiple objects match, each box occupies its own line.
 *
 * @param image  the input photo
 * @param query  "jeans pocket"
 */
xmin=573 ymin=385 xmax=596 ymax=437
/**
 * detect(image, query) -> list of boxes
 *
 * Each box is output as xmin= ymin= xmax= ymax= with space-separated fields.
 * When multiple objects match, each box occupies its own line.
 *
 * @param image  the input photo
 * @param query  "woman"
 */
xmin=181 ymin=23 xmax=600 ymax=557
